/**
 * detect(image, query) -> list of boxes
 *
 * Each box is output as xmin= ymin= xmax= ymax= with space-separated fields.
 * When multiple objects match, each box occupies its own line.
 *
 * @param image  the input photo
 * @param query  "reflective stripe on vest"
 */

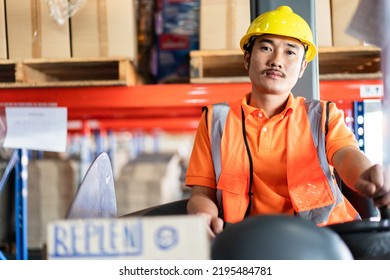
xmin=208 ymin=100 xmax=357 ymax=225
xmin=299 ymin=100 xmax=343 ymax=223
xmin=210 ymin=102 xmax=230 ymax=217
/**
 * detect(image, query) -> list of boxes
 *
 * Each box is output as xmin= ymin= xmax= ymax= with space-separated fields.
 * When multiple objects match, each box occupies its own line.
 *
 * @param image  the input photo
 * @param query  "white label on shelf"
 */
xmin=3 ymin=107 xmax=67 ymax=152
xmin=46 ymin=215 xmax=209 ymax=260
xmin=360 ymin=85 xmax=384 ymax=98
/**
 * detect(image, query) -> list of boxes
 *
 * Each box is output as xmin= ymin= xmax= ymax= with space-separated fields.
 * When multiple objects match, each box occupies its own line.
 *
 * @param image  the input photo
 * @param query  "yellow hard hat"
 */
xmin=240 ymin=6 xmax=317 ymax=62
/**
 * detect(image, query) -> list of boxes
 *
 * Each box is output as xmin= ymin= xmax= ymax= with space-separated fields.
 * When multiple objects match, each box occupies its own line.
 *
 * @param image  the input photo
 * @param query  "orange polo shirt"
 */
xmin=185 ymin=93 xmax=359 ymax=216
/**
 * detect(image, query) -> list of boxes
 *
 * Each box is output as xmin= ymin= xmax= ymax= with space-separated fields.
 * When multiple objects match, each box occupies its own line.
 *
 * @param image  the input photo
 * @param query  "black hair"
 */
xmin=243 ymin=36 xmax=258 ymax=53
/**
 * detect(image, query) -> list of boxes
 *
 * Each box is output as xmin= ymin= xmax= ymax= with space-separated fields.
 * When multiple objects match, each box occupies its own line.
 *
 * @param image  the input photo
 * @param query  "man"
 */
xmin=185 ymin=6 xmax=390 ymax=238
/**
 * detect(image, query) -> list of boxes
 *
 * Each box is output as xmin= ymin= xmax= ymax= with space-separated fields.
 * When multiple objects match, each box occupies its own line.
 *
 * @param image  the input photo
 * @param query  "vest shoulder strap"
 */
xmin=208 ymin=102 xmax=230 ymax=183
xmin=325 ymin=101 xmax=332 ymax=136
xmin=303 ymin=99 xmax=332 ymax=136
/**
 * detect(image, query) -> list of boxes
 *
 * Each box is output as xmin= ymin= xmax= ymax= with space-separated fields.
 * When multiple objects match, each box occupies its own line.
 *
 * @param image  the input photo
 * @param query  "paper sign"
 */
xmin=3 ymin=107 xmax=67 ymax=152
xmin=46 ymin=215 xmax=210 ymax=260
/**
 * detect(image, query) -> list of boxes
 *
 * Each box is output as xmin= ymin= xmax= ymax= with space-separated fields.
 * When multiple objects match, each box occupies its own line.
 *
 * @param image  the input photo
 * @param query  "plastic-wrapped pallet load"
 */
xmin=154 ymin=0 xmax=200 ymax=83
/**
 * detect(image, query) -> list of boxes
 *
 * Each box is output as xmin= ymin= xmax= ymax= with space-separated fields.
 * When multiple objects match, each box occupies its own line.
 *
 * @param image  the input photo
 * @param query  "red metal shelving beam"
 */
xmin=66 ymin=107 xmax=203 ymax=121
xmin=0 ymin=80 xmax=382 ymax=108
xmin=0 ymin=80 xmax=383 ymax=132
xmin=0 ymin=83 xmax=249 ymax=109
xmin=68 ymin=117 xmax=200 ymax=134
xmin=319 ymin=79 xmax=383 ymax=102
xmin=98 ymin=117 xmax=200 ymax=132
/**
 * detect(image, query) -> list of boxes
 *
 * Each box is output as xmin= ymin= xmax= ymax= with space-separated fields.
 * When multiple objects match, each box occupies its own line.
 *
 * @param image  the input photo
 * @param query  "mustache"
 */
xmin=262 ymin=68 xmax=286 ymax=78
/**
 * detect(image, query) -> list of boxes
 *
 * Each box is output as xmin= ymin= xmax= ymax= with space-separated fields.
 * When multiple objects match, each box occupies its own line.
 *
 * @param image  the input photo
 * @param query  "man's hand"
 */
xmin=187 ymin=185 xmax=224 ymax=238
xmin=197 ymin=213 xmax=224 ymax=239
xmin=333 ymin=147 xmax=390 ymax=208
xmin=355 ymin=164 xmax=390 ymax=208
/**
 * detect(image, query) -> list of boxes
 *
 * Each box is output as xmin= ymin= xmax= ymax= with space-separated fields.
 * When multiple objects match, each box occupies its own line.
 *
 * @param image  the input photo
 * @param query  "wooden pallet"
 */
xmin=0 ymin=57 xmax=138 ymax=88
xmin=190 ymin=46 xmax=382 ymax=84
xmin=318 ymin=46 xmax=382 ymax=79
xmin=190 ymin=50 xmax=249 ymax=84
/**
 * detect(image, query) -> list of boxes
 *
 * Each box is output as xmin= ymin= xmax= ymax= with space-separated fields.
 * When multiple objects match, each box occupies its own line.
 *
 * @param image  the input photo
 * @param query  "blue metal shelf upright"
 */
xmin=0 ymin=149 xmax=28 ymax=260
xmin=353 ymin=101 xmax=365 ymax=152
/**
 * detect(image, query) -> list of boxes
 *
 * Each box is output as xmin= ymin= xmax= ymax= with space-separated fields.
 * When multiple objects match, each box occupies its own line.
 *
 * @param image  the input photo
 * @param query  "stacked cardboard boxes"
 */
xmin=331 ymin=0 xmax=365 ymax=46
xmin=5 ymin=0 xmax=71 ymax=59
xmin=198 ymin=0 xmax=365 ymax=51
xmin=115 ymin=153 xmax=183 ymax=215
xmin=27 ymin=159 xmax=76 ymax=249
xmin=3 ymin=0 xmax=137 ymax=60
xmin=316 ymin=0 xmax=333 ymax=47
xmin=70 ymin=0 xmax=137 ymax=60
xmin=0 ymin=1 xmax=7 ymax=59
xmin=200 ymin=0 xmax=250 ymax=50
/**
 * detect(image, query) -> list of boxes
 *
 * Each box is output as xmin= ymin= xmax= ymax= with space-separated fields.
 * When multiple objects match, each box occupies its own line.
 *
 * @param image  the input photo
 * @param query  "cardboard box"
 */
xmin=28 ymin=159 xmax=76 ymax=249
xmin=47 ymin=216 xmax=209 ymax=259
xmin=70 ymin=0 xmax=137 ymax=60
xmin=0 ymin=1 xmax=7 ymax=59
xmin=5 ymin=0 xmax=71 ymax=59
xmin=331 ymin=0 xmax=364 ymax=46
xmin=200 ymin=0 xmax=250 ymax=50
xmin=316 ymin=0 xmax=333 ymax=47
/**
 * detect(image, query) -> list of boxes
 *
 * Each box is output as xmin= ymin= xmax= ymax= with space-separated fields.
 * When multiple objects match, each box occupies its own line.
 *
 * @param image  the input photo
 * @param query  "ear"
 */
xmin=298 ymin=60 xmax=308 ymax=78
xmin=244 ymin=51 xmax=250 ymax=70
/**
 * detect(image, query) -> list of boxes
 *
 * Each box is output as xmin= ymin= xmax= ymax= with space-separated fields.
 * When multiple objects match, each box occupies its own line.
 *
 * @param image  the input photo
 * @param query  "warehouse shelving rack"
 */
xmin=0 ymin=149 xmax=28 ymax=260
xmin=0 ymin=37 xmax=384 ymax=260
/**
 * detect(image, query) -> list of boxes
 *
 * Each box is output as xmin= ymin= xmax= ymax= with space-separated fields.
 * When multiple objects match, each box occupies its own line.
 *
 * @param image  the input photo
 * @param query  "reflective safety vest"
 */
xmin=205 ymin=98 xmax=360 ymax=226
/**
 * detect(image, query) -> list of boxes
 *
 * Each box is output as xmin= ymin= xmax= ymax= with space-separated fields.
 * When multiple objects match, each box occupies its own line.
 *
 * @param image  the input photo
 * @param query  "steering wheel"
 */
xmin=327 ymin=206 xmax=390 ymax=259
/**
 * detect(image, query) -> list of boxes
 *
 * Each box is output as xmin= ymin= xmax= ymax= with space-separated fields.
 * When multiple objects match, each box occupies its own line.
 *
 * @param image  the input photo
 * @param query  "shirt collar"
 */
xmin=241 ymin=92 xmax=295 ymax=120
